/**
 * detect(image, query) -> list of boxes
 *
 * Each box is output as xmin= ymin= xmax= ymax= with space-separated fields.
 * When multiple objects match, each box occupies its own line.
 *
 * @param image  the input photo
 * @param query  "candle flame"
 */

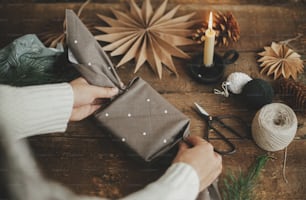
xmin=208 ymin=11 xmax=213 ymax=30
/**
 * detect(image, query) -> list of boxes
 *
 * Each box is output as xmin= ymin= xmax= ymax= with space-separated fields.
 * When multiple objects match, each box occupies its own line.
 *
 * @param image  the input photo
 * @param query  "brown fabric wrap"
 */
xmin=95 ymin=77 xmax=190 ymax=161
xmin=66 ymin=9 xmax=190 ymax=162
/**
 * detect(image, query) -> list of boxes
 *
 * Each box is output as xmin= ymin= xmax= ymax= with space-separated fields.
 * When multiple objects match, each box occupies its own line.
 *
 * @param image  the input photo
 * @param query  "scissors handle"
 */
xmin=207 ymin=127 xmax=236 ymax=155
xmin=216 ymin=115 xmax=250 ymax=139
xmin=193 ymin=102 xmax=242 ymax=155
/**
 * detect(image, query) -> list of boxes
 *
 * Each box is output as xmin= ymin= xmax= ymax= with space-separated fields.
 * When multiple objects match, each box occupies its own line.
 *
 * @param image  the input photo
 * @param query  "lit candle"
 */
xmin=203 ymin=11 xmax=215 ymax=67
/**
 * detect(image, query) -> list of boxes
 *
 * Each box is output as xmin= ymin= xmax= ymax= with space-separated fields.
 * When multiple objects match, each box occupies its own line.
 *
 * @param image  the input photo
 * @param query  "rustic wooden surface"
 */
xmin=1 ymin=1 xmax=306 ymax=199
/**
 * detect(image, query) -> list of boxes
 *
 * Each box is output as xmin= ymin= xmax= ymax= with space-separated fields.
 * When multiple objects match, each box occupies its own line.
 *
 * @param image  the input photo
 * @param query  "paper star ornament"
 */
xmin=95 ymin=0 xmax=197 ymax=78
xmin=258 ymin=42 xmax=304 ymax=80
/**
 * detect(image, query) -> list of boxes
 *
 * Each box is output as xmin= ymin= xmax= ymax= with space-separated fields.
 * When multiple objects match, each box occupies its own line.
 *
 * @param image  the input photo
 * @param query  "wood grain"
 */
xmin=2 ymin=0 xmax=306 ymax=5
xmin=0 ymin=3 xmax=306 ymax=51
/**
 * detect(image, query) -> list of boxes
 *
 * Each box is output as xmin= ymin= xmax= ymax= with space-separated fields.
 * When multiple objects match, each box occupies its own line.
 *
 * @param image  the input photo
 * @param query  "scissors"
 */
xmin=194 ymin=102 xmax=248 ymax=155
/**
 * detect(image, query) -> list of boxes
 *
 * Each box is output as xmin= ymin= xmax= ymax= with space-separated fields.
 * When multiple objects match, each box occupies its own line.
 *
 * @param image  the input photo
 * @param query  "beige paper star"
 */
xmin=95 ymin=0 xmax=197 ymax=78
xmin=258 ymin=42 xmax=304 ymax=80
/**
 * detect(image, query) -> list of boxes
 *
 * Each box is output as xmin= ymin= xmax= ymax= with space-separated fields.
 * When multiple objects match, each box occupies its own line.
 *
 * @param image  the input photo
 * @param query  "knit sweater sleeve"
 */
xmin=0 ymin=84 xmax=200 ymax=200
xmin=0 ymin=83 xmax=73 ymax=139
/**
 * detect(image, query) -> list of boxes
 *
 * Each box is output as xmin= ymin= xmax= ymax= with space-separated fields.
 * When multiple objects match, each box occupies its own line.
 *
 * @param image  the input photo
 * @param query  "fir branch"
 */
xmin=221 ymin=154 xmax=269 ymax=200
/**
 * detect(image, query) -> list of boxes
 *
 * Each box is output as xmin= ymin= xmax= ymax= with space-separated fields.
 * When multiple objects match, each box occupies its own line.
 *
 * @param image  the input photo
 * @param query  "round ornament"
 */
xmin=213 ymin=72 xmax=252 ymax=97
xmin=241 ymin=79 xmax=274 ymax=109
xmin=226 ymin=72 xmax=252 ymax=94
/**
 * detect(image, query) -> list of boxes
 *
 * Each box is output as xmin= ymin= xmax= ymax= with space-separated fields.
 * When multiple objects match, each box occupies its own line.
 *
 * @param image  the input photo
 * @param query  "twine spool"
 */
xmin=252 ymin=103 xmax=297 ymax=151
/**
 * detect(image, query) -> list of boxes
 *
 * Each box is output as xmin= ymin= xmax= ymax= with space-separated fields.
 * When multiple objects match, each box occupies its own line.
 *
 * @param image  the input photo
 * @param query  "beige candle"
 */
xmin=203 ymin=12 xmax=216 ymax=67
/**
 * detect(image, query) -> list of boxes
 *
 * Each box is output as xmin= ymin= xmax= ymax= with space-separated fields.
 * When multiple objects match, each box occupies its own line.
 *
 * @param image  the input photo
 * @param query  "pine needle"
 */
xmin=221 ymin=154 xmax=269 ymax=200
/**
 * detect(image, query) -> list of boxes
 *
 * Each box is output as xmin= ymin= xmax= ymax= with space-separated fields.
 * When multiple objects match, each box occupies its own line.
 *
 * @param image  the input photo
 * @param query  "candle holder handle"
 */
xmin=188 ymin=50 xmax=239 ymax=84
xmin=222 ymin=50 xmax=239 ymax=65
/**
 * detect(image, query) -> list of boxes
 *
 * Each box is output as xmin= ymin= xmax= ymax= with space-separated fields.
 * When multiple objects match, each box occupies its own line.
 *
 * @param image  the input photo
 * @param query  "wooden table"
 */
xmin=1 ymin=1 xmax=306 ymax=199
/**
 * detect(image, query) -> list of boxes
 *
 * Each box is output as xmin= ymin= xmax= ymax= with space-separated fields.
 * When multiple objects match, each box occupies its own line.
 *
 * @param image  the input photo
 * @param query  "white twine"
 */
xmin=279 ymin=33 xmax=303 ymax=46
xmin=252 ymin=103 xmax=298 ymax=152
xmin=77 ymin=0 xmax=91 ymax=16
xmin=214 ymin=72 xmax=252 ymax=97
xmin=214 ymin=82 xmax=230 ymax=97
xmin=283 ymin=147 xmax=288 ymax=184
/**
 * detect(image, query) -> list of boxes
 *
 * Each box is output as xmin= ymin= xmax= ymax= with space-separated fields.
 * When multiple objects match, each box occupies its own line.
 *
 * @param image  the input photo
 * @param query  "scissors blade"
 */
xmin=194 ymin=102 xmax=210 ymax=117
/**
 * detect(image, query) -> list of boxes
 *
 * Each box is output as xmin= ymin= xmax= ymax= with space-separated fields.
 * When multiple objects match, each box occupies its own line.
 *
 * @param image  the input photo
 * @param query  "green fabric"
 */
xmin=0 ymin=34 xmax=71 ymax=86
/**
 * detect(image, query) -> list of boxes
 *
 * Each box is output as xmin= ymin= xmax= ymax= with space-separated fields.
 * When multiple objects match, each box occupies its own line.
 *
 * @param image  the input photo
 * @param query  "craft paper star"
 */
xmin=95 ymin=0 xmax=197 ymax=78
xmin=258 ymin=42 xmax=304 ymax=80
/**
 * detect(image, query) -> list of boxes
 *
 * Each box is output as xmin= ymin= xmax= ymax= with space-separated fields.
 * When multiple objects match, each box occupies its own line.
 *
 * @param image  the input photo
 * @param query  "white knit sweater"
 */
xmin=0 ymin=83 xmax=200 ymax=200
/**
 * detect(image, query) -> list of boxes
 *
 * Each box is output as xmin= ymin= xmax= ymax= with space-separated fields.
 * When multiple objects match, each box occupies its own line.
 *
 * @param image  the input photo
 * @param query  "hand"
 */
xmin=172 ymin=135 xmax=222 ymax=191
xmin=69 ymin=77 xmax=119 ymax=121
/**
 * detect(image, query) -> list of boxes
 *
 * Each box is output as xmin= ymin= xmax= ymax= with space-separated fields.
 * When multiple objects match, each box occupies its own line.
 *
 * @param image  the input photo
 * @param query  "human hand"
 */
xmin=69 ymin=77 xmax=119 ymax=121
xmin=172 ymin=135 xmax=222 ymax=191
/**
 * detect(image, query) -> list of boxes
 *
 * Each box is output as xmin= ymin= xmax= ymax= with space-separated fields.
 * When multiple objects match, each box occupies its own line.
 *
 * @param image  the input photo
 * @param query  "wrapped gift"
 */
xmin=66 ymin=10 xmax=190 ymax=162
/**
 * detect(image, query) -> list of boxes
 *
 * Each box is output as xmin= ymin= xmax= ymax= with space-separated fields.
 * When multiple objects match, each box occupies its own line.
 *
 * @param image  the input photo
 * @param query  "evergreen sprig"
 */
xmin=222 ymin=155 xmax=269 ymax=200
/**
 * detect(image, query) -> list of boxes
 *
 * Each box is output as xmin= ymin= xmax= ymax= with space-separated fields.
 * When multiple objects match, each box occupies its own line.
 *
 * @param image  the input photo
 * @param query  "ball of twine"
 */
xmin=227 ymin=72 xmax=252 ymax=94
xmin=252 ymin=103 xmax=297 ymax=151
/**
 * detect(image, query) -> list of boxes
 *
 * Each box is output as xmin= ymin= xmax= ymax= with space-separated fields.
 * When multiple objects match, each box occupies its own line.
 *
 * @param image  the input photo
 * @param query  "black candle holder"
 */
xmin=188 ymin=50 xmax=239 ymax=84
